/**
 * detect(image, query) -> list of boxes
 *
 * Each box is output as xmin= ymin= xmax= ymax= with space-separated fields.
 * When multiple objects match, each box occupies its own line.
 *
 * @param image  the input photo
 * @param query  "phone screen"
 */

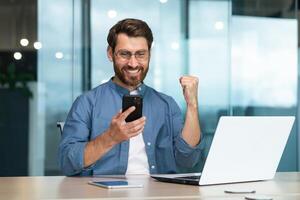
xmin=89 ymin=180 xmax=143 ymax=189
xmin=94 ymin=181 xmax=129 ymax=186
xmin=122 ymin=95 xmax=143 ymax=122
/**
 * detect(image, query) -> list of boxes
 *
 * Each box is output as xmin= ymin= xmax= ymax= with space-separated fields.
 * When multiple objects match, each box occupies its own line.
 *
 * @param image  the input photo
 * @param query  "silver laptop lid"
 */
xmin=200 ymin=116 xmax=295 ymax=185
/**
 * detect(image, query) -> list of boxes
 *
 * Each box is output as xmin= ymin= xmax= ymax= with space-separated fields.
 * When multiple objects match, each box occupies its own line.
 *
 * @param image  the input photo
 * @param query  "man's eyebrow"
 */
xmin=117 ymin=49 xmax=148 ymax=52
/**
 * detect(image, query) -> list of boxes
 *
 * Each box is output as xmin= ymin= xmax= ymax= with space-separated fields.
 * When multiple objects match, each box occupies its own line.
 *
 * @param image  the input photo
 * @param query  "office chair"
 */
xmin=56 ymin=122 xmax=65 ymax=135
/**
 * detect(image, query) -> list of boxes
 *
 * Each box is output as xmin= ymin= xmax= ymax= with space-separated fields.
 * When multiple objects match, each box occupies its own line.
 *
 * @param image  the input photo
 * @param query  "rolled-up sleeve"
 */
xmin=174 ymin=135 xmax=205 ymax=168
xmin=170 ymin=99 xmax=205 ymax=168
xmin=58 ymin=95 xmax=93 ymax=176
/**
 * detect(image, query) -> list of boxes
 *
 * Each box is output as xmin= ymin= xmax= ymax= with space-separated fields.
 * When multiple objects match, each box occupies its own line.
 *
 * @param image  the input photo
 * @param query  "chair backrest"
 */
xmin=56 ymin=122 xmax=65 ymax=135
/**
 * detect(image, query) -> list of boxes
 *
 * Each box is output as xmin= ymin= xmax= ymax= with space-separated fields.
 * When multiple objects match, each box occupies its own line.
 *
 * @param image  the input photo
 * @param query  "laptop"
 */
xmin=151 ymin=116 xmax=295 ymax=186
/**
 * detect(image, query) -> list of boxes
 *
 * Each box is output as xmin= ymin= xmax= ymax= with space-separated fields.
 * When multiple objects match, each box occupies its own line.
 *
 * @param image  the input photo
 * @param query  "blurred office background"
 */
xmin=0 ymin=0 xmax=299 ymax=176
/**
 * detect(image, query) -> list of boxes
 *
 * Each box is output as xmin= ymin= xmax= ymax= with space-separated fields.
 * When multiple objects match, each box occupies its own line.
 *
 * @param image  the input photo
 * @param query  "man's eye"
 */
xmin=136 ymin=52 xmax=146 ymax=57
xmin=120 ymin=52 xmax=131 ymax=57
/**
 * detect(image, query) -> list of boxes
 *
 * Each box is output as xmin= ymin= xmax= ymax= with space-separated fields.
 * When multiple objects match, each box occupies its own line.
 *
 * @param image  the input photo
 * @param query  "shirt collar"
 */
xmin=108 ymin=77 xmax=147 ymax=96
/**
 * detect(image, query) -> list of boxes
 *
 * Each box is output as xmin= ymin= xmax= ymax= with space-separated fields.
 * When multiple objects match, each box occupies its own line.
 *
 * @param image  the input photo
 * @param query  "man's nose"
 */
xmin=127 ymin=55 xmax=139 ymax=68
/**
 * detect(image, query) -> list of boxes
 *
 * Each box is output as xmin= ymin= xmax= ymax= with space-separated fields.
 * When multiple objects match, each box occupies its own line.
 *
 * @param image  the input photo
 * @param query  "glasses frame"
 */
xmin=114 ymin=49 xmax=150 ymax=62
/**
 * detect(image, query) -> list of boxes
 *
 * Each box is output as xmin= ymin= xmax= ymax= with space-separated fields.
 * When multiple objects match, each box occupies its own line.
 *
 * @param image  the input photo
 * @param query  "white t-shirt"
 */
xmin=125 ymin=90 xmax=149 ymax=175
xmin=126 ymin=133 xmax=149 ymax=175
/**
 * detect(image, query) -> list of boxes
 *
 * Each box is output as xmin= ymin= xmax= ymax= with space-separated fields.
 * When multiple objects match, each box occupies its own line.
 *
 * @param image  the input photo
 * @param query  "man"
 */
xmin=59 ymin=18 xmax=203 ymax=176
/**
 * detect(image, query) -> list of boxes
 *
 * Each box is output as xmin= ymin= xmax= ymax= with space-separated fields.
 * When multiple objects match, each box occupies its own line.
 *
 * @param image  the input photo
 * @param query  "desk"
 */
xmin=0 ymin=172 xmax=300 ymax=199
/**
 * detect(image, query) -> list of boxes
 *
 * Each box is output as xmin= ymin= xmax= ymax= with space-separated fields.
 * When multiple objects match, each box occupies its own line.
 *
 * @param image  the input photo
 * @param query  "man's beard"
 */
xmin=113 ymin=61 xmax=149 ymax=87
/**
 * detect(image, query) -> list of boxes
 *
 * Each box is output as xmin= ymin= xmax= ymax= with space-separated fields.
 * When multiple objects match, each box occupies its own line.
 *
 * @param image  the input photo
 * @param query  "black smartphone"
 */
xmin=122 ymin=95 xmax=143 ymax=122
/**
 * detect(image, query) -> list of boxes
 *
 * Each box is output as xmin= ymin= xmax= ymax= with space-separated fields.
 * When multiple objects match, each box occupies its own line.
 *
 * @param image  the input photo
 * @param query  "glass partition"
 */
xmin=231 ymin=1 xmax=298 ymax=171
xmin=188 ymin=0 xmax=231 ymax=171
xmin=37 ymin=0 xmax=82 ymax=175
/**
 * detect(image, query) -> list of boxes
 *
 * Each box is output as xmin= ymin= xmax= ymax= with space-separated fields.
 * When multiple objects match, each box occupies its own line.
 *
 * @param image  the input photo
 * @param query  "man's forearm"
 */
xmin=83 ymin=108 xmax=147 ymax=168
xmin=84 ymin=130 xmax=116 ymax=167
xmin=182 ymin=105 xmax=201 ymax=147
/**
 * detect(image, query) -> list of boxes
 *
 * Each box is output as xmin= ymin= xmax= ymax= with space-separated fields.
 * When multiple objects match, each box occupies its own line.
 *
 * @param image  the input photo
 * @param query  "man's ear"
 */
xmin=107 ymin=46 xmax=113 ymax=62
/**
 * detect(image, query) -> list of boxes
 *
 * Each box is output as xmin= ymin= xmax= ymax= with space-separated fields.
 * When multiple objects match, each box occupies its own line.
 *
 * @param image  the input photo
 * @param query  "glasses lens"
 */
xmin=135 ymin=51 xmax=148 ymax=60
xmin=116 ymin=50 xmax=148 ymax=61
xmin=118 ymin=51 xmax=131 ymax=59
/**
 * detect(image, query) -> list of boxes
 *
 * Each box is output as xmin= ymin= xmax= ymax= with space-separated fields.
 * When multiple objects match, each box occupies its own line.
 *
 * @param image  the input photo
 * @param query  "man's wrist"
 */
xmin=186 ymin=101 xmax=198 ymax=110
xmin=104 ymin=129 xmax=118 ymax=147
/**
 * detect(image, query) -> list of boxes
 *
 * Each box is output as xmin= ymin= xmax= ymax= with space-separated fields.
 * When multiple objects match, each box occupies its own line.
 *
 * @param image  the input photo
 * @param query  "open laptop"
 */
xmin=151 ymin=116 xmax=295 ymax=186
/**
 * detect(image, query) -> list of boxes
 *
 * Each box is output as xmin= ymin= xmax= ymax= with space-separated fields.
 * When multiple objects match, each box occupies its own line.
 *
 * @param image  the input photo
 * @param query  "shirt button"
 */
xmin=147 ymin=142 xmax=151 ymax=146
xmin=151 ymin=165 xmax=155 ymax=169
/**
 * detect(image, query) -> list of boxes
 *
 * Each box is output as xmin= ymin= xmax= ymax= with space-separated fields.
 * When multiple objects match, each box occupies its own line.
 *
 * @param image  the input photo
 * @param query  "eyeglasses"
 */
xmin=115 ymin=50 xmax=149 ymax=62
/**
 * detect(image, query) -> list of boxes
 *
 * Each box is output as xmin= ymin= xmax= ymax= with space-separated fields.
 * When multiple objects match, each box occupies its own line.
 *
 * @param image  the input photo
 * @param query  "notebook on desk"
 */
xmin=151 ymin=116 xmax=295 ymax=186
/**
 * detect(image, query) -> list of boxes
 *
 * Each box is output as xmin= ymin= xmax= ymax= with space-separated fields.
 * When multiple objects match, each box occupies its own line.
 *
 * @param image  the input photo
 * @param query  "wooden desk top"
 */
xmin=0 ymin=172 xmax=300 ymax=199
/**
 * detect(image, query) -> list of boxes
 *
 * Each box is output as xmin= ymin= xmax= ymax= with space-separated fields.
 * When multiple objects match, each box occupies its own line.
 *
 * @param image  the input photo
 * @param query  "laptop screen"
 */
xmin=199 ymin=116 xmax=294 ymax=185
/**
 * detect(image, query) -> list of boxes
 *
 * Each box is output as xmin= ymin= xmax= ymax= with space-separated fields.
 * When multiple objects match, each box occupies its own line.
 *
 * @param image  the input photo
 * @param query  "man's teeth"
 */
xmin=126 ymin=69 xmax=139 ymax=74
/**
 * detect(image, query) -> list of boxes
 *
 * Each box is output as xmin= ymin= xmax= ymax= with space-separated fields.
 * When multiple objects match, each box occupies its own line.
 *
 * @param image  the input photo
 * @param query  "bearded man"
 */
xmin=59 ymin=18 xmax=203 ymax=176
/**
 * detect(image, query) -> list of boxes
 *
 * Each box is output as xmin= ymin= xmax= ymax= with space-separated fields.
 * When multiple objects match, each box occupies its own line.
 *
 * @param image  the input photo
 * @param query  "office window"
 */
xmin=231 ymin=16 xmax=298 ymax=171
xmin=37 ymin=0 xmax=82 ymax=175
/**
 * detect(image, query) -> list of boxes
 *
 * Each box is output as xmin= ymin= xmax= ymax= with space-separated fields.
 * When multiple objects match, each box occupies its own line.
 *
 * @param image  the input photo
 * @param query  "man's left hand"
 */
xmin=179 ymin=75 xmax=199 ymax=108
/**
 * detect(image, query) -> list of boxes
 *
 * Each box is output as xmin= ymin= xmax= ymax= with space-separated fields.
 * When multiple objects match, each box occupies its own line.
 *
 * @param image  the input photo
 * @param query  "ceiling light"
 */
xmin=107 ymin=10 xmax=117 ymax=18
xmin=13 ymin=52 xmax=22 ymax=60
xmin=215 ymin=21 xmax=224 ymax=30
xmin=34 ymin=42 xmax=42 ymax=50
xmin=55 ymin=52 xmax=64 ymax=59
xmin=171 ymin=42 xmax=179 ymax=50
xmin=20 ymin=38 xmax=29 ymax=46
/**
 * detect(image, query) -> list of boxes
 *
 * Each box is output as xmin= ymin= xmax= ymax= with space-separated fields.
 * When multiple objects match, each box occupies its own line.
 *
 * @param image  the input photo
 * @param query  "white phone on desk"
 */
xmin=88 ymin=180 xmax=143 ymax=189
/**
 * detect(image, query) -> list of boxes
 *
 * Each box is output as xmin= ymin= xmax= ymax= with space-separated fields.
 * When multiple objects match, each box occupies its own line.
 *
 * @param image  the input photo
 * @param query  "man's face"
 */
xmin=108 ymin=33 xmax=150 ymax=88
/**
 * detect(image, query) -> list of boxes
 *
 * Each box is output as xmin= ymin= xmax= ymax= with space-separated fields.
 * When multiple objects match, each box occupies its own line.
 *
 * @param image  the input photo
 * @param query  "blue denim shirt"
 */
xmin=59 ymin=79 xmax=204 ymax=176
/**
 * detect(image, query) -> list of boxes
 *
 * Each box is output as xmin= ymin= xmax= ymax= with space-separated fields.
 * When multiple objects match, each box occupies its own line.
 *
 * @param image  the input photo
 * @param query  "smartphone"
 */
xmin=88 ymin=181 xmax=143 ymax=189
xmin=122 ymin=95 xmax=143 ymax=122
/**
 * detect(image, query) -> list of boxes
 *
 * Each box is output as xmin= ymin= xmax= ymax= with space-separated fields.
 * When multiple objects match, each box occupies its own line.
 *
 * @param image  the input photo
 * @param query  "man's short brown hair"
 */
xmin=107 ymin=18 xmax=153 ymax=52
